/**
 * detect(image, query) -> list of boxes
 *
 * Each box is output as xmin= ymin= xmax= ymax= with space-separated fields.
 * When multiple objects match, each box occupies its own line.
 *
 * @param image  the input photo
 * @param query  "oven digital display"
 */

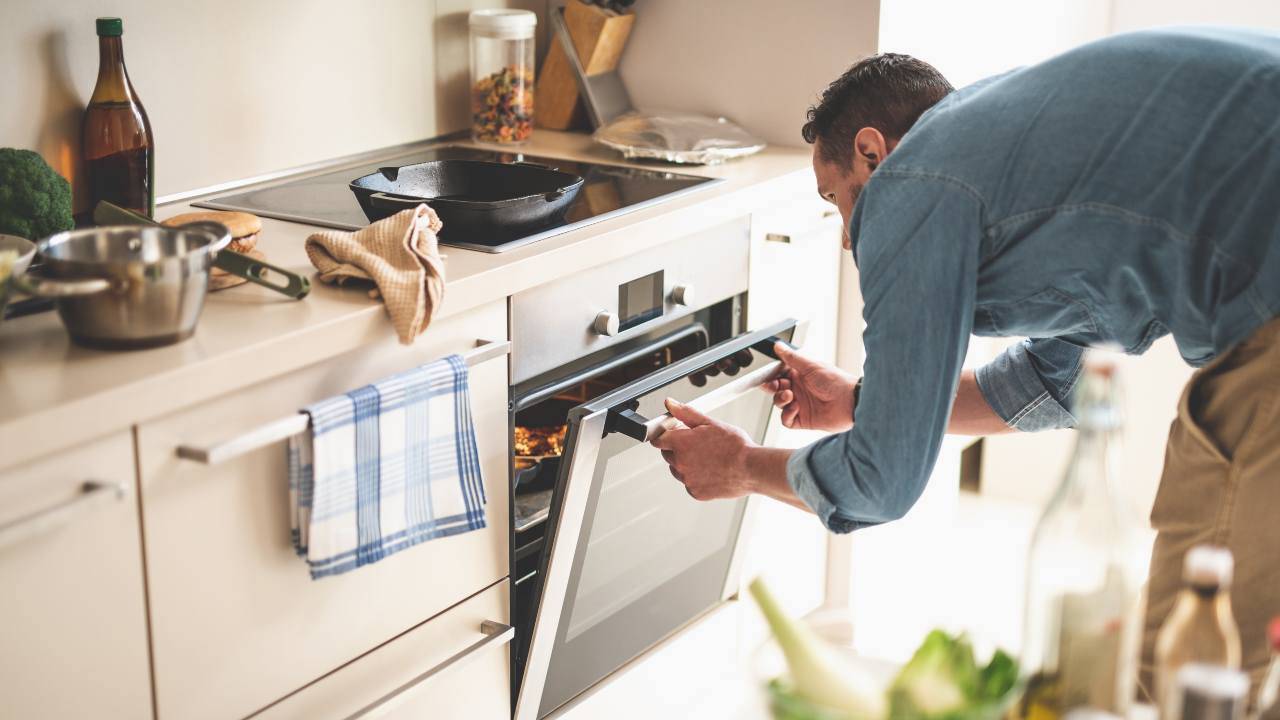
xmin=618 ymin=270 xmax=664 ymax=331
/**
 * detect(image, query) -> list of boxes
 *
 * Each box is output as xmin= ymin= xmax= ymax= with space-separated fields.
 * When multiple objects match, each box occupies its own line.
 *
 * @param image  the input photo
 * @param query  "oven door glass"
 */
xmin=515 ymin=318 xmax=800 ymax=720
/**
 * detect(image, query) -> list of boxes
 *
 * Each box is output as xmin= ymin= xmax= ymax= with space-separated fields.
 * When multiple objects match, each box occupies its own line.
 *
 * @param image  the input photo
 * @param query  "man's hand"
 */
xmin=651 ymin=398 xmax=757 ymax=501
xmin=762 ymin=342 xmax=858 ymax=432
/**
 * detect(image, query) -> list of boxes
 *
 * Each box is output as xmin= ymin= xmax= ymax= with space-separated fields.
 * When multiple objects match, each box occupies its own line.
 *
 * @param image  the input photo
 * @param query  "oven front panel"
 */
xmin=509 ymin=216 xmax=750 ymax=384
xmin=515 ymin=318 xmax=798 ymax=720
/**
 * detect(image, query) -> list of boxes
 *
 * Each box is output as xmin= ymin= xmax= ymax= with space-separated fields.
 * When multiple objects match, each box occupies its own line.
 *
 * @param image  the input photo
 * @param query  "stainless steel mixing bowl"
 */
xmin=20 ymin=223 xmax=230 ymax=349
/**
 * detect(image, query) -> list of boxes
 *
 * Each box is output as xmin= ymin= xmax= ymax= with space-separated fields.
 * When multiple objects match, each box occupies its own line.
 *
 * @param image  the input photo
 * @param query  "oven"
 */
xmin=507 ymin=219 xmax=802 ymax=719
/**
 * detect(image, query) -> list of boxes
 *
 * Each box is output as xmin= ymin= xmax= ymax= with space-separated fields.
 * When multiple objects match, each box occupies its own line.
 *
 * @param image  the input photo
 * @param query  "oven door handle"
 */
xmin=605 ymin=335 xmax=794 ymax=443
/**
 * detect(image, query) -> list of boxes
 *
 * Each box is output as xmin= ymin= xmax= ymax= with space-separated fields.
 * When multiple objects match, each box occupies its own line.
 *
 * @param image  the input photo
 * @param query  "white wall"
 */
xmin=617 ymin=0 xmax=881 ymax=148
xmin=1 ymin=0 xmax=545 ymax=204
xmin=878 ymin=0 xmax=1112 ymax=87
xmin=1111 ymin=0 xmax=1280 ymax=33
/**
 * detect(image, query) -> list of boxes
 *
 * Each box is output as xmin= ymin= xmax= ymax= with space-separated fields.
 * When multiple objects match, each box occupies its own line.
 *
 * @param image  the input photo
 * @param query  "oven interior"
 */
xmin=508 ymin=295 xmax=743 ymax=697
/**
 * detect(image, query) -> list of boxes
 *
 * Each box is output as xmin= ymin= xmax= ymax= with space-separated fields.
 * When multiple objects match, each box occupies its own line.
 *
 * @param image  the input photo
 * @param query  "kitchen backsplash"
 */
xmin=616 ymin=0 xmax=880 ymax=148
xmin=0 ymin=0 xmax=546 ymax=205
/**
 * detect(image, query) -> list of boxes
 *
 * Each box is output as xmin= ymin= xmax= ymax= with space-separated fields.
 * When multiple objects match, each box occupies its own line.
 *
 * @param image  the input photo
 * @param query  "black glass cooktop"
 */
xmin=196 ymin=145 xmax=720 ymax=253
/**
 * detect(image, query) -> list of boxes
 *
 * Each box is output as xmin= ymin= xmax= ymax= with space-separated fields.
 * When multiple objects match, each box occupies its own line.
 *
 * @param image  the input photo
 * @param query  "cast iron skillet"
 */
xmin=349 ymin=160 xmax=586 ymax=240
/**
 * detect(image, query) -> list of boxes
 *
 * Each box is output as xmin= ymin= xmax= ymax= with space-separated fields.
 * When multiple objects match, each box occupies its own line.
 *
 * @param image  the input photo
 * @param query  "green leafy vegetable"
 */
xmin=888 ymin=630 xmax=1020 ymax=720
xmin=0 ymin=148 xmax=74 ymax=241
xmin=750 ymin=577 xmax=1021 ymax=720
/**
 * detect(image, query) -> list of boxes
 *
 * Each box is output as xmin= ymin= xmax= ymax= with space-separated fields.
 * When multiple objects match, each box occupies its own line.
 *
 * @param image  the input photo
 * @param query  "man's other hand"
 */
xmin=762 ymin=342 xmax=858 ymax=432
xmin=651 ymin=398 xmax=756 ymax=501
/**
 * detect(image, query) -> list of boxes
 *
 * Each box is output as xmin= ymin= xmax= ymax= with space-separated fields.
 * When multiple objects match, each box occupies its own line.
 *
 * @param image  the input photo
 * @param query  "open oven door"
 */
xmin=515 ymin=317 xmax=805 ymax=720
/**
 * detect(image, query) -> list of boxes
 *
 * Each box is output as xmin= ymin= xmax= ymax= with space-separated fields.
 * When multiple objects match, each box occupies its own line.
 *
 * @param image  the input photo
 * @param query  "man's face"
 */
xmin=812 ymin=132 xmax=888 ymax=251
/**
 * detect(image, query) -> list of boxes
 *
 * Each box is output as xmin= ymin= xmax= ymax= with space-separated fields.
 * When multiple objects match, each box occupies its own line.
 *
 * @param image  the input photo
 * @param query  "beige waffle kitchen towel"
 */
xmin=304 ymin=205 xmax=446 ymax=344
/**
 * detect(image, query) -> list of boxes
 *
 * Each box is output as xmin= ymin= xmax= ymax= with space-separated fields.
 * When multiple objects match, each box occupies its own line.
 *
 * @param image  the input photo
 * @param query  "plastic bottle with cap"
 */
xmin=1172 ymin=663 xmax=1249 ymax=720
xmin=1155 ymin=546 xmax=1242 ymax=718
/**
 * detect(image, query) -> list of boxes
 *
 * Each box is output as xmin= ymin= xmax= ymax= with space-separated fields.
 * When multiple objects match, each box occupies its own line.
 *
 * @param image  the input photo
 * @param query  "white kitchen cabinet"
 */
xmin=745 ymin=199 xmax=845 ymax=617
xmin=135 ymin=300 xmax=511 ymax=720
xmin=0 ymin=432 xmax=152 ymax=719
xmin=252 ymin=579 xmax=511 ymax=720
xmin=748 ymin=200 xmax=844 ymax=364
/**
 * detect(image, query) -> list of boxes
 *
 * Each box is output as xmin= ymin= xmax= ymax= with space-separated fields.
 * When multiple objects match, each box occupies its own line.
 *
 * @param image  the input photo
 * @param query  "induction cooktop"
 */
xmin=196 ymin=145 xmax=721 ymax=253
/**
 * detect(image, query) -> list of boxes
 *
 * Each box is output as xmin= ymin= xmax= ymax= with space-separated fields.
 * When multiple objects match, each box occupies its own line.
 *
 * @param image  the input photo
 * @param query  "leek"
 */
xmin=749 ymin=578 xmax=886 ymax=719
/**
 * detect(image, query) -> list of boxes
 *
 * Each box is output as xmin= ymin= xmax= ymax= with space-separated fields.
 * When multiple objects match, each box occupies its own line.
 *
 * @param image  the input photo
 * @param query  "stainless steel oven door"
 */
xmin=515 ymin=318 xmax=802 ymax=720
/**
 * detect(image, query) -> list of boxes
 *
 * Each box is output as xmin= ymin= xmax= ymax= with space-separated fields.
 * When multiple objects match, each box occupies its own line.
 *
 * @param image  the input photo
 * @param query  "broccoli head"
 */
xmin=0 ymin=148 xmax=74 ymax=241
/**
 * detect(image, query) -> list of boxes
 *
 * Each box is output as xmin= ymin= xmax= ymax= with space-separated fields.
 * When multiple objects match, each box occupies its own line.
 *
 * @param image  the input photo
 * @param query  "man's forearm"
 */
xmin=743 ymin=446 xmax=812 ymax=513
xmin=948 ymin=369 xmax=1014 ymax=435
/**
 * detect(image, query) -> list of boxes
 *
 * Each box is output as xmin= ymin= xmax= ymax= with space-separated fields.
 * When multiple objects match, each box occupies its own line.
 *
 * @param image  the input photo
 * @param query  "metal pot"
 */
xmin=18 ymin=223 xmax=230 ymax=350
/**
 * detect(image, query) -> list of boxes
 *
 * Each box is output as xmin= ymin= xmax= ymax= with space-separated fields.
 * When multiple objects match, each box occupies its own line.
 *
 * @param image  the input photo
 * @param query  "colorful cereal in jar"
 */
xmin=472 ymin=66 xmax=534 ymax=144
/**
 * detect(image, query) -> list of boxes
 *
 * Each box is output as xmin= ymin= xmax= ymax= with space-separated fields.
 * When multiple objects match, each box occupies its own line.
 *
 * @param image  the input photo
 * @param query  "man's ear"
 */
xmin=853 ymin=127 xmax=890 ymax=170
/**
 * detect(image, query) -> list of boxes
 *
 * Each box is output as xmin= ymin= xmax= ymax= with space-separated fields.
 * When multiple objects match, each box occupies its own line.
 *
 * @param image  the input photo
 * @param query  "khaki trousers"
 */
xmin=1141 ymin=316 xmax=1280 ymax=700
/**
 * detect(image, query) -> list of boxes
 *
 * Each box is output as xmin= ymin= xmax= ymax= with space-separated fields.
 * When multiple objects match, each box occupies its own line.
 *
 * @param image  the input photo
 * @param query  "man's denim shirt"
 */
xmin=788 ymin=28 xmax=1280 ymax=533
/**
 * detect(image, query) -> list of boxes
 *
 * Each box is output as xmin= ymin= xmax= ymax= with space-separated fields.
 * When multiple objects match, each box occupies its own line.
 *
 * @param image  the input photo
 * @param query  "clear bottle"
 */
xmin=82 ymin=17 xmax=155 ymax=218
xmin=1020 ymin=355 xmax=1146 ymax=720
xmin=1156 ymin=546 xmax=1242 ymax=718
xmin=469 ymin=9 xmax=536 ymax=144
xmin=1253 ymin=618 xmax=1280 ymax=719
xmin=1172 ymin=663 xmax=1249 ymax=720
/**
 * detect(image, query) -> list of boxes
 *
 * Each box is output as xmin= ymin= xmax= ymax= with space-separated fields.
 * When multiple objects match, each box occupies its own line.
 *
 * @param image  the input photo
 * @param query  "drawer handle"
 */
xmin=0 ymin=481 xmax=127 ymax=551
xmin=175 ymin=339 xmax=511 ymax=465
xmin=344 ymin=620 xmax=514 ymax=720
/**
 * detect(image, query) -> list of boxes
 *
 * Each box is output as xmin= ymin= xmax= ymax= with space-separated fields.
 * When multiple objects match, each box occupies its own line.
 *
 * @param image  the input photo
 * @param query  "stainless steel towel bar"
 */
xmin=176 ymin=339 xmax=510 ymax=465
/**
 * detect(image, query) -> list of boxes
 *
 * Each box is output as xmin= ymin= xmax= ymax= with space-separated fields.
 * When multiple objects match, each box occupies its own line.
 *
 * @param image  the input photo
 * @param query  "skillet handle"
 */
xmin=368 ymin=192 xmax=427 ymax=211
xmin=214 ymin=250 xmax=312 ymax=300
xmin=512 ymin=161 xmax=558 ymax=171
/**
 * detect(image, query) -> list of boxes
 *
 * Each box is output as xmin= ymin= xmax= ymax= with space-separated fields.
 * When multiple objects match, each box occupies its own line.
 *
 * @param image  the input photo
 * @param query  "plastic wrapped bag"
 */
xmin=593 ymin=112 xmax=766 ymax=165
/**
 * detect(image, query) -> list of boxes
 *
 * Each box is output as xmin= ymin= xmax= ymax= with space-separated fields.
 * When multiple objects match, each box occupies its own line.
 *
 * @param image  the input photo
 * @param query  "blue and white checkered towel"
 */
xmin=288 ymin=354 xmax=487 ymax=579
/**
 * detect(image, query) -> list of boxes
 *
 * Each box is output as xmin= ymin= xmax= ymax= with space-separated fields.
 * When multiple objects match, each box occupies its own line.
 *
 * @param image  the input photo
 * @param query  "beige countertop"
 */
xmin=0 ymin=131 xmax=814 ymax=468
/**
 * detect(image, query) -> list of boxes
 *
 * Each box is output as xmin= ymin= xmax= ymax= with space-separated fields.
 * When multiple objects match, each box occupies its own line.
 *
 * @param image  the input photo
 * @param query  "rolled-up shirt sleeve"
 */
xmin=974 ymin=337 xmax=1083 ymax=431
xmin=786 ymin=172 xmax=983 ymax=534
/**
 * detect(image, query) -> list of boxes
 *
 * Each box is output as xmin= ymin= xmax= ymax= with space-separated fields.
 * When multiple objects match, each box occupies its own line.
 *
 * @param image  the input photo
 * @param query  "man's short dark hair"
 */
xmin=802 ymin=53 xmax=954 ymax=169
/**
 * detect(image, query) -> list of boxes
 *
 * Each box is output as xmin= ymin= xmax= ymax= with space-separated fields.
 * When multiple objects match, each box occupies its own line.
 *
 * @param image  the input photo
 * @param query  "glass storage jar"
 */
xmin=469 ymin=9 xmax=536 ymax=144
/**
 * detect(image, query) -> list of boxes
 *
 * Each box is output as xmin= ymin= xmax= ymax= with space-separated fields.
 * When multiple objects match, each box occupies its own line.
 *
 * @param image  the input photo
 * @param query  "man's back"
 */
xmin=877 ymin=27 xmax=1280 ymax=364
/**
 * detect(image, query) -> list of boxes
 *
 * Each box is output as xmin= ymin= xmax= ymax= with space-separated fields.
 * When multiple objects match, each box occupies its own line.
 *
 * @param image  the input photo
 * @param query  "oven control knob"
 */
xmin=671 ymin=284 xmax=695 ymax=307
xmin=593 ymin=311 xmax=620 ymax=337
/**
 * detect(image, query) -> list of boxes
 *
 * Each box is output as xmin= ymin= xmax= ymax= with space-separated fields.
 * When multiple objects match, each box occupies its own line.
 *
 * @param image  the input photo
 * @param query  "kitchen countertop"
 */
xmin=0 ymin=131 xmax=814 ymax=468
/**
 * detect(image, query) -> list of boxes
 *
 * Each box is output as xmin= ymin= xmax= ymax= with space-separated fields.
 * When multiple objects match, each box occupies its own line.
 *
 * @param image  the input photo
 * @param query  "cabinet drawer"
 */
xmin=136 ymin=300 xmax=510 ymax=720
xmin=254 ymin=580 xmax=511 ymax=720
xmin=0 ymin=432 xmax=152 ymax=719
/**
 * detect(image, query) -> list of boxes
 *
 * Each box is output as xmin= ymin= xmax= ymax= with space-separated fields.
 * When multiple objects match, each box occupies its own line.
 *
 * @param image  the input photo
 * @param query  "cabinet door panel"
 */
xmin=253 ymin=580 xmax=511 ymax=720
xmin=0 ymin=432 xmax=152 ymax=719
xmin=137 ymin=301 xmax=510 ymax=720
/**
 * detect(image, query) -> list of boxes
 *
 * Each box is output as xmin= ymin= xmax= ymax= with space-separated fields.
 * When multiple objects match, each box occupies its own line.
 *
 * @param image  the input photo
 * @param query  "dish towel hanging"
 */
xmin=289 ymin=354 xmax=487 ymax=579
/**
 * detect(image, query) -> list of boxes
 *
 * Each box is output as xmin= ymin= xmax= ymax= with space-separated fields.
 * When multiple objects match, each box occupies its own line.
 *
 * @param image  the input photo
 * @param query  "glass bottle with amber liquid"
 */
xmin=82 ymin=17 xmax=154 ymax=218
xmin=1019 ymin=354 xmax=1146 ymax=720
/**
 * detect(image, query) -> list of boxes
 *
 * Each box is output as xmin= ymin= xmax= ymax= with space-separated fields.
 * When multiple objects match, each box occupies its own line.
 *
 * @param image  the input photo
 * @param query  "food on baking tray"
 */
xmin=514 ymin=424 xmax=567 ymax=457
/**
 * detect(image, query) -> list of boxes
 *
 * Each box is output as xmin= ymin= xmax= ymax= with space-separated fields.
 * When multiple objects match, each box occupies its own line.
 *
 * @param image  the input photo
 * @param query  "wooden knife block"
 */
xmin=537 ymin=0 xmax=636 ymax=131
